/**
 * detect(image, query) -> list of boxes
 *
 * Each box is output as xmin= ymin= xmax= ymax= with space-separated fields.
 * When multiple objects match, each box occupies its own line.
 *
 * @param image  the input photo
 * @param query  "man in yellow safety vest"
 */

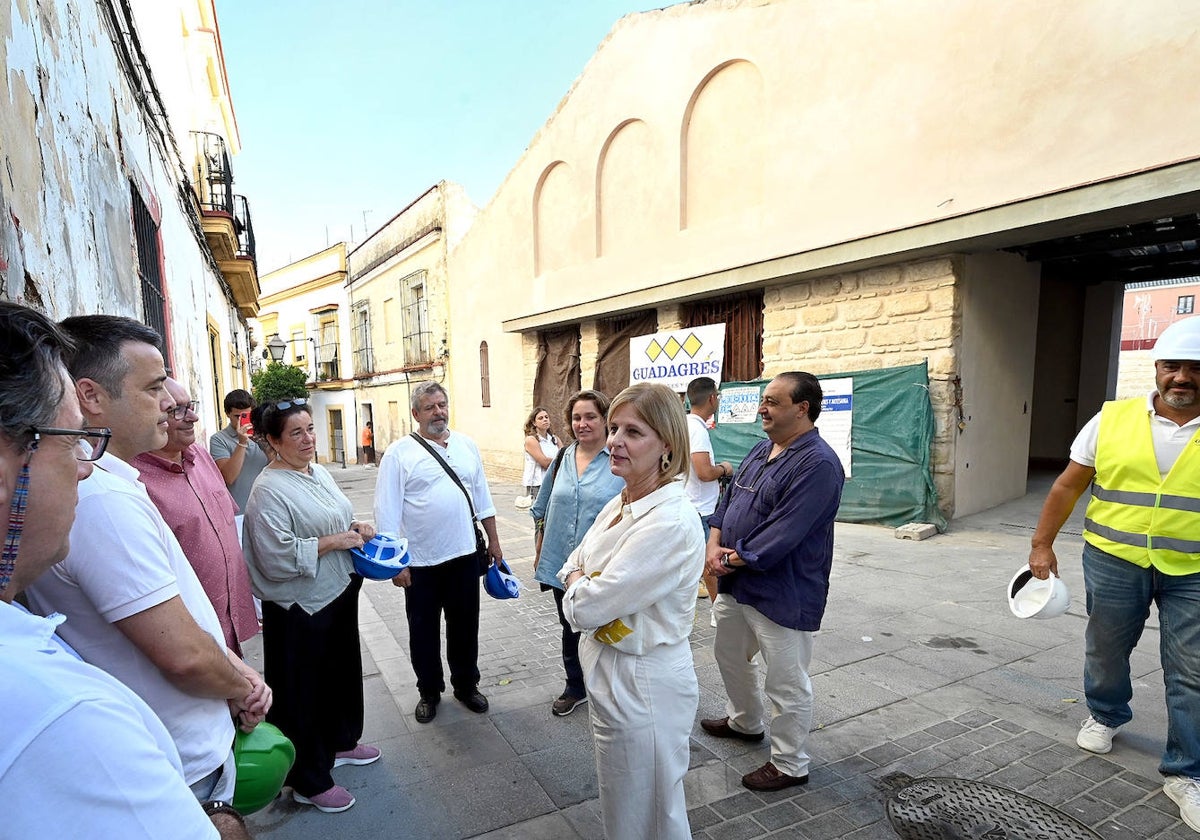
xmin=1029 ymin=315 xmax=1200 ymax=835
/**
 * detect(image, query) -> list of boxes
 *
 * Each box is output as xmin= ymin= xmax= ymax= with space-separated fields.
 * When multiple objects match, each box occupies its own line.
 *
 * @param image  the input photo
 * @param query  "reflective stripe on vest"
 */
xmin=1083 ymin=398 xmax=1200 ymax=575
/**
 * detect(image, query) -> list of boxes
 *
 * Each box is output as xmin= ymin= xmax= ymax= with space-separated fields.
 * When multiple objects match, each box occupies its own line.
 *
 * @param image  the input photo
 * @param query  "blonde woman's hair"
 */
xmin=607 ymin=382 xmax=690 ymax=484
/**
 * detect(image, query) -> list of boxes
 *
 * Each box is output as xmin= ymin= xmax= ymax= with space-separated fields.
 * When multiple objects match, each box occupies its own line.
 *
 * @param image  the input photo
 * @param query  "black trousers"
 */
xmin=263 ymin=576 xmax=364 ymax=797
xmin=552 ymin=586 xmax=586 ymax=699
xmin=404 ymin=553 xmax=480 ymax=698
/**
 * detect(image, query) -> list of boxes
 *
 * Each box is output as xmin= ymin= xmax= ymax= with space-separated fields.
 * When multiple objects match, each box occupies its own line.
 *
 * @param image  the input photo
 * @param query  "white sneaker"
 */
xmin=1164 ymin=776 xmax=1200 ymax=833
xmin=1076 ymin=716 xmax=1118 ymax=754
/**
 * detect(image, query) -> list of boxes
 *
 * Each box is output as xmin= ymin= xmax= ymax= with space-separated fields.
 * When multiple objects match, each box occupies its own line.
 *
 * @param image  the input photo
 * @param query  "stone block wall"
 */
xmin=579 ymin=321 xmax=600 ymax=390
xmin=762 ymin=256 xmax=962 ymax=515
xmin=1116 ymin=349 xmax=1153 ymax=400
xmin=657 ymin=303 xmax=683 ymax=332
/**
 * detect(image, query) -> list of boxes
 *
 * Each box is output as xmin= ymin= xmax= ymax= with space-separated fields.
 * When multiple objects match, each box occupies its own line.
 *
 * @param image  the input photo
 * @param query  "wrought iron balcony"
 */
xmin=191 ymin=131 xmax=233 ymax=214
xmin=232 ymin=195 xmax=256 ymax=262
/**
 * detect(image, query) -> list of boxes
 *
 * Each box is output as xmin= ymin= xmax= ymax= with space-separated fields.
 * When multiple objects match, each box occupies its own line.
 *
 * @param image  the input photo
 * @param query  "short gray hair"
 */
xmin=0 ymin=302 xmax=74 ymax=449
xmin=410 ymin=380 xmax=448 ymax=412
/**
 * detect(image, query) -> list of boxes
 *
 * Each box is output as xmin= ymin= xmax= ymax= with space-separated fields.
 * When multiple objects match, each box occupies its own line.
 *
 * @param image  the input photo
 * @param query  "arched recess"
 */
xmin=680 ymin=59 xmax=766 ymax=230
xmin=595 ymin=119 xmax=671 ymax=257
xmin=532 ymin=160 xmax=590 ymax=276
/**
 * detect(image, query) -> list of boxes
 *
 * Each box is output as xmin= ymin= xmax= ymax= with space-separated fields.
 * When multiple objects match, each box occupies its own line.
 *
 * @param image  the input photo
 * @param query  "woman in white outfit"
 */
xmin=558 ymin=382 xmax=705 ymax=840
xmin=521 ymin=406 xmax=559 ymax=502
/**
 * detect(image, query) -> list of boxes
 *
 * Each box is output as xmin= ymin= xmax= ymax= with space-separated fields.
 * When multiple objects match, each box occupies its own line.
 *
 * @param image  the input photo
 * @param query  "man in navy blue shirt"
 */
xmin=700 ymin=371 xmax=845 ymax=792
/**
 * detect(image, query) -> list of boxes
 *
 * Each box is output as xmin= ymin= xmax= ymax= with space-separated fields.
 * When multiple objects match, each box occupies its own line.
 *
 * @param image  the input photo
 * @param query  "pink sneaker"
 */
xmin=333 ymin=744 xmax=381 ymax=767
xmin=293 ymin=785 xmax=355 ymax=813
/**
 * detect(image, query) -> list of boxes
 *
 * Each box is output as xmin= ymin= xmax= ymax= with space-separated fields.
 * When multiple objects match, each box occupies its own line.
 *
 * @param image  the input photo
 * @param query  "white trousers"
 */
xmin=580 ymin=636 xmax=697 ymax=840
xmin=712 ymin=594 xmax=813 ymax=777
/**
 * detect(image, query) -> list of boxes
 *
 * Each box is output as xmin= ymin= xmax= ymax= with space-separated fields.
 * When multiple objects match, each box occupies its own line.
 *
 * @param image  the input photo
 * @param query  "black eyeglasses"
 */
xmin=270 ymin=398 xmax=308 ymax=411
xmin=168 ymin=401 xmax=199 ymax=420
xmin=29 ymin=426 xmax=112 ymax=462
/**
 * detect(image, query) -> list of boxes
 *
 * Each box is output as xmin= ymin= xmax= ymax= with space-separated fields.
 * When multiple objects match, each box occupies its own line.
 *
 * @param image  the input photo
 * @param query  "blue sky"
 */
xmin=214 ymin=1 xmax=671 ymax=273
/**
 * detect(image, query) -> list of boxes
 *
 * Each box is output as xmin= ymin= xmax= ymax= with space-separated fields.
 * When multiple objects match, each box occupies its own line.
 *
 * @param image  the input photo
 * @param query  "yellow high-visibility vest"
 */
xmin=1083 ymin=398 xmax=1200 ymax=575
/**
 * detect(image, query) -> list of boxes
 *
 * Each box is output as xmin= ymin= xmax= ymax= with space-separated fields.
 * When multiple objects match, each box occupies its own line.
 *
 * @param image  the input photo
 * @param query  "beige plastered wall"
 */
xmin=955 ymin=253 xmax=1041 ymax=517
xmin=448 ymin=0 xmax=1200 ymax=505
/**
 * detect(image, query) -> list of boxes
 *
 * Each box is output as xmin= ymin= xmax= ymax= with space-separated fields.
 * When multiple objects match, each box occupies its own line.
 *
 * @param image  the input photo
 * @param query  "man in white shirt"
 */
xmin=0 ymin=302 xmax=246 ymax=838
xmin=683 ymin=377 xmax=732 ymax=601
xmin=375 ymin=381 xmax=503 ymax=723
xmin=25 ymin=315 xmax=270 ymax=803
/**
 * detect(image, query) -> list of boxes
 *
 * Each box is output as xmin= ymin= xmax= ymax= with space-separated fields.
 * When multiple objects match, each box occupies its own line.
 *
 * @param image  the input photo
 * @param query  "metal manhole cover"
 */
xmin=886 ymin=777 xmax=1101 ymax=839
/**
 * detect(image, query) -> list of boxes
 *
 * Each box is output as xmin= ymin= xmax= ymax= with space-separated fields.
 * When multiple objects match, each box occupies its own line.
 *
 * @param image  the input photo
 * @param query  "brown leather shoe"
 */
xmin=700 ymin=717 xmax=765 ymax=742
xmin=741 ymin=761 xmax=809 ymax=792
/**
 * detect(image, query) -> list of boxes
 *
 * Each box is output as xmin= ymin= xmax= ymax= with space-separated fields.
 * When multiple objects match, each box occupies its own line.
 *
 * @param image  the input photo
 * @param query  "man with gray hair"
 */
xmin=375 ymin=381 xmax=503 ymax=723
xmin=0 ymin=302 xmax=247 ymax=838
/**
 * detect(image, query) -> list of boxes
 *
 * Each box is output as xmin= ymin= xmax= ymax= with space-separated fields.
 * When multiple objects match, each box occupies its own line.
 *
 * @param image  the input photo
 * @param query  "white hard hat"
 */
xmin=1008 ymin=566 xmax=1070 ymax=619
xmin=1154 ymin=316 xmax=1200 ymax=362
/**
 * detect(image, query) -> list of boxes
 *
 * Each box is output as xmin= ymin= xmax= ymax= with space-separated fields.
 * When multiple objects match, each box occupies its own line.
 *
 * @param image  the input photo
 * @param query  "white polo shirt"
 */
xmin=0 ymin=603 xmax=217 ymax=839
xmin=24 ymin=453 xmax=235 ymax=787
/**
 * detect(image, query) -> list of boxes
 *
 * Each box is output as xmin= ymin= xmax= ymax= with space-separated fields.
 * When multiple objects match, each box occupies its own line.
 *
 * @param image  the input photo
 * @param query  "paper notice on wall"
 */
xmin=717 ymin=385 xmax=763 ymax=425
xmin=816 ymin=377 xmax=853 ymax=477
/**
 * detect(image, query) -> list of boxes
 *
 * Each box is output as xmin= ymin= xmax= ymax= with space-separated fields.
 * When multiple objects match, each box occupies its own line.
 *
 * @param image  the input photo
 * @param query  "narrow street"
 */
xmin=242 ymin=466 xmax=1190 ymax=839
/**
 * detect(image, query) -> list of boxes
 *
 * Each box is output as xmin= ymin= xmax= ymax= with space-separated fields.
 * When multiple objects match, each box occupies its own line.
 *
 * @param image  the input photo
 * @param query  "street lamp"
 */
xmin=265 ymin=333 xmax=287 ymax=363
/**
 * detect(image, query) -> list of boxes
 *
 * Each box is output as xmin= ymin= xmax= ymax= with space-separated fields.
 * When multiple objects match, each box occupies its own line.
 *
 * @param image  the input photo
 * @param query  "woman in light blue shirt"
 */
xmin=531 ymin=389 xmax=624 ymax=717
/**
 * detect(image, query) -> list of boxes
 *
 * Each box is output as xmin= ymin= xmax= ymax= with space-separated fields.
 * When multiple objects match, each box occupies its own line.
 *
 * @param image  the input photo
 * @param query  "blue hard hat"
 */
xmin=483 ymin=559 xmax=521 ymax=600
xmin=350 ymin=534 xmax=409 ymax=580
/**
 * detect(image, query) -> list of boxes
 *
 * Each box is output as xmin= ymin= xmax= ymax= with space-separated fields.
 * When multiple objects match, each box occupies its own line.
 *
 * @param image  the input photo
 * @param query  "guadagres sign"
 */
xmin=629 ymin=324 xmax=726 ymax=392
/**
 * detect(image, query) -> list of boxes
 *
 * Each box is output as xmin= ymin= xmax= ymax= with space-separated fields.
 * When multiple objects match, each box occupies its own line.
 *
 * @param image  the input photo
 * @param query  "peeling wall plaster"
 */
xmin=1 ymin=0 xmax=248 ymax=419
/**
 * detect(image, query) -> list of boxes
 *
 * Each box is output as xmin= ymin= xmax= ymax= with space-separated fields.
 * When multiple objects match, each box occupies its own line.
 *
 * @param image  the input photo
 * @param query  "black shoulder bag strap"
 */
xmin=547 ymin=444 xmax=569 ymax=492
xmin=410 ymin=431 xmax=481 ymax=524
xmin=409 ymin=433 xmax=489 ymax=568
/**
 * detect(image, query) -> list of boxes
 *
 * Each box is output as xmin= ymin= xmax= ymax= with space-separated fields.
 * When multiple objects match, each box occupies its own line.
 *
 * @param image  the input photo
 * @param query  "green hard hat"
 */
xmin=232 ymin=722 xmax=296 ymax=815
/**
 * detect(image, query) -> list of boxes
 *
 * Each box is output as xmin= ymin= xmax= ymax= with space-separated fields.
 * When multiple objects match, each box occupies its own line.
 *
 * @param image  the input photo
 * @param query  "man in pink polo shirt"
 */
xmin=134 ymin=378 xmax=259 ymax=656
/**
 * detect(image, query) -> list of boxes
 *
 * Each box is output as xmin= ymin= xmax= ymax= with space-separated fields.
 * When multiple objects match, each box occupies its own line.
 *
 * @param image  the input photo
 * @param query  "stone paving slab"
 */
xmin=243 ymin=466 xmax=1192 ymax=839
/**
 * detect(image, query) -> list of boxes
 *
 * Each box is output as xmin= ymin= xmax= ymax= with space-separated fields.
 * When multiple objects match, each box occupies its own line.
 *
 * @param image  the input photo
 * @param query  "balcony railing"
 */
xmin=232 ymin=195 xmax=256 ymax=262
xmin=192 ymin=131 xmax=233 ymax=214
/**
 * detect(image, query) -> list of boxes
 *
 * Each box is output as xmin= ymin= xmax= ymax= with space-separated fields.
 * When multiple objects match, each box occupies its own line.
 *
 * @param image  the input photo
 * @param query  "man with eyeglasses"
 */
xmin=25 ymin=315 xmax=271 ymax=809
xmin=0 ymin=302 xmax=247 ymax=838
xmin=700 ymin=372 xmax=845 ymax=792
xmin=133 ymin=378 xmax=259 ymax=657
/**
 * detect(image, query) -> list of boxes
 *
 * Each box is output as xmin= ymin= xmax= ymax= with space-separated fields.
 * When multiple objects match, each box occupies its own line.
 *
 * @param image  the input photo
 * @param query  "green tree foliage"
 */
xmin=250 ymin=362 xmax=309 ymax=404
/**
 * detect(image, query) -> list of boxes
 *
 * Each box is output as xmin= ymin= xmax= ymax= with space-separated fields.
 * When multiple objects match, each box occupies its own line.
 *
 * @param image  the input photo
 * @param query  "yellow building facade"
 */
xmin=347 ymin=183 xmax=477 ymax=457
xmin=256 ymin=243 xmax=358 ymax=464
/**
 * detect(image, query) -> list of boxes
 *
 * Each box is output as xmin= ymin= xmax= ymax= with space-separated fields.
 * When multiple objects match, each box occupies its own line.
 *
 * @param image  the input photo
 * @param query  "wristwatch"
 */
xmin=201 ymin=800 xmax=245 ymax=825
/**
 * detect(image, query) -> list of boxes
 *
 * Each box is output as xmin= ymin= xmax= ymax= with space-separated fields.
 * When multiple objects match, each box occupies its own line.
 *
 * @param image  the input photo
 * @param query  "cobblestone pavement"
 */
xmin=244 ymin=465 xmax=1195 ymax=839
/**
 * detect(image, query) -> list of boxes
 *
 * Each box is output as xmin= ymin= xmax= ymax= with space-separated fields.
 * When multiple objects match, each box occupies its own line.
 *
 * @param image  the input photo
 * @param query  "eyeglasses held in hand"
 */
xmin=28 ymin=426 xmax=113 ymax=462
xmin=168 ymin=401 xmax=199 ymax=420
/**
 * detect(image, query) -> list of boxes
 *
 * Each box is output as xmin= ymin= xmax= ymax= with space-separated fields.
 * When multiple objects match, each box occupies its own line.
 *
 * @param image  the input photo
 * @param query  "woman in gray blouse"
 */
xmin=243 ymin=399 xmax=379 ymax=814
